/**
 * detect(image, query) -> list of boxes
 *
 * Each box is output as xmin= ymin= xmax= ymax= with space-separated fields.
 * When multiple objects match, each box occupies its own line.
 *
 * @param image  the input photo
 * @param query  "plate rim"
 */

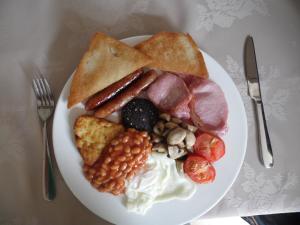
xmin=52 ymin=34 xmax=248 ymax=225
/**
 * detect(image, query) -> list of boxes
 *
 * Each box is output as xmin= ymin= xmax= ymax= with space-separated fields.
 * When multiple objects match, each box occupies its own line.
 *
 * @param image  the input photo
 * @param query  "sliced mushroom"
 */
xmin=162 ymin=128 xmax=171 ymax=137
xmin=176 ymin=161 xmax=184 ymax=175
xmin=159 ymin=113 xmax=171 ymax=122
xmin=181 ymin=123 xmax=188 ymax=129
xmin=157 ymin=120 xmax=165 ymax=131
xmin=186 ymin=146 xmax=194 ymax=153
xmin=171 ymin=117 xmax=182 ymax=124
xmin=151 ymin=133 xmax=162 ymax=143
xmin=185 ymin=131 xmax=196 ymax=148
xmin=182 ymin=123 xmax=198 ymax=133
xmin=153 ymin=121 xmax=165 ymax=135
xmin=167 ymin=145 xmax=187 ymax=159
xmin=153 ymin=125 xmax=160 ymax=135
xmin=152 ymin=143 xmax=167 ymax=153
xmin=167 ymin=127 xmax=187 ymax=145
xmin=187 ymin=125 xmax=197 ymax=133
xmin=165 ymin=122 xmax=178 ymax=129
xmin=177 ymin=141 xmax=185 ymax=148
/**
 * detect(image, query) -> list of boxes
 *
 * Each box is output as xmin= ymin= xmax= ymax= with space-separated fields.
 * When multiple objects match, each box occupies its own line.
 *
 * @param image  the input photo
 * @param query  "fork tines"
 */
xmin=32 ymin=71 xmax=54 ymax=107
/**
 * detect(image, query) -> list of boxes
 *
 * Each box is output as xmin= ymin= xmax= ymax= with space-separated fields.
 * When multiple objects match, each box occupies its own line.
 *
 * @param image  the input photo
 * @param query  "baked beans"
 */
xmin=83 ymin=128 xmax=152 ymax=195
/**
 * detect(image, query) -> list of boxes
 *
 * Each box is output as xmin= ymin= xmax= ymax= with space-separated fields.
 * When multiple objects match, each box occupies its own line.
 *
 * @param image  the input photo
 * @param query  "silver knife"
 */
xmin=244 ymin=35 xmax=274 ymax=168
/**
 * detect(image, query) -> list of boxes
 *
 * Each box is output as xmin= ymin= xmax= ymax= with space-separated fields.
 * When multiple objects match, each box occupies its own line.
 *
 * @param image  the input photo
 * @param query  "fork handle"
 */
xmin=42 ymin=121 xmax=56 ymax=200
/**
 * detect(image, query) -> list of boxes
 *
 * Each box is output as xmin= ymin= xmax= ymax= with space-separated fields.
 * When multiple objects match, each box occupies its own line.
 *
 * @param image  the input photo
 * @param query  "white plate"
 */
xmin=52 ymin=35 xmax=247 ymax=225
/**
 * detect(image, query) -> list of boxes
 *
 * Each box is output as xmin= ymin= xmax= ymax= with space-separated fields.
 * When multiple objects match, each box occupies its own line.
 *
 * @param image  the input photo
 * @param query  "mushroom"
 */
xmin=151 ymin=133 xmax=162 ymax=143
xmin=165 ymin=122 xmax=178 ymax=129
xmin=152 ymin=143 xmax=167 ymax=153
xmin=167 ymin=145 xmax=187 ymax=159
xmin=182 ymin=123 xmax=197 ymax=133
xmin=187 ymin=124 xmax=197 ymax=133
xmin=186 ymin=146 xmax=194 ymax=153
xmin=162 ymin=129 xmax=171 ymax=137
xmin=171 ymin=117 xmax=182 ymax=124
xmin=167 ymin=127 xmax=187 ymax=145
xmin=177 ymin=141 xmax=185 ymax=148
xmin=185 ymin=131 xmax=196 ymax=148
xmin=153 ymin=121 xmax=165 ymax=135
xmin=159 ymin=113 xmax=171 ymax=122
xmin=176 ymin=161 xmax=184 ymax=175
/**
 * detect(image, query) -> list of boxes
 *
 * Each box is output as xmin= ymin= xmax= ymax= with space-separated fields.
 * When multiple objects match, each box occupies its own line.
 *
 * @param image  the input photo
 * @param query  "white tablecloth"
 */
xmin=1 ymin=0 xmax=300 ymax=224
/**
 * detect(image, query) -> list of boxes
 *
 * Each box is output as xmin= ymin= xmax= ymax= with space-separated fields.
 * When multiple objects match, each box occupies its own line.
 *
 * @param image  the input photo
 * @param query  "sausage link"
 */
xmin=85 ymin=69 xmax=143 ymax=111
xmin=94 ymin=70 xmax=158 ymax=118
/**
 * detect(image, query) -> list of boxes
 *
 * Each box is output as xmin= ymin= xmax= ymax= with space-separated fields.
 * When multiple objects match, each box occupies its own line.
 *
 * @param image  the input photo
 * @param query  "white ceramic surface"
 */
xmin=52 ymin=35 xmax=247 ymax=225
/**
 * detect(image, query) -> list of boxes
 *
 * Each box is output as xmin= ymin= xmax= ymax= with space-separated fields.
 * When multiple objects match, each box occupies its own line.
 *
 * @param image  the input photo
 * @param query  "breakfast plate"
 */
xmin=52 ymin=35 xmax=247 ymax=225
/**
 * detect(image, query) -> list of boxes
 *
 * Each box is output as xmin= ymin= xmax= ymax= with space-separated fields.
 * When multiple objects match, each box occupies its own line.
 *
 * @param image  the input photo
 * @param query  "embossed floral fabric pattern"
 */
xmin=204 ymin=51 xmax=300 ymax=218
xmin=194 ymin=0 xmax=268 ymax=31
xmin=0 ymin=0 xmax=300 ymax=224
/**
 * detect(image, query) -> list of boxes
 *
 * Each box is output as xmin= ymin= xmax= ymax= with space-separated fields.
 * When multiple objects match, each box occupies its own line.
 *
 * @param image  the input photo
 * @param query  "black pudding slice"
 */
xmin=121 ymin=98 xmax=159 ymax=132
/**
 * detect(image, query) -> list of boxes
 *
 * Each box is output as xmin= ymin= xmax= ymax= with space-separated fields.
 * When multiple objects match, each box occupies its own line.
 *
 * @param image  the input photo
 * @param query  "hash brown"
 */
xmin=74 ymin=115 xmax=124 ymax=166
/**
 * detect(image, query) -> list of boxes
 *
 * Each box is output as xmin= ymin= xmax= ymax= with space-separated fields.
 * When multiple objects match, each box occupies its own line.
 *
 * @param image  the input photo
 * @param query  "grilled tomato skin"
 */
xmin=183 ymin=155 xmax=215 ymax=184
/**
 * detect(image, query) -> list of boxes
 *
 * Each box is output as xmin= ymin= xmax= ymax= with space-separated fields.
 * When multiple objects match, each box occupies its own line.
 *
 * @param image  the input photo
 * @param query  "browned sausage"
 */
xmin=85 ymin=69 xmax=143 ymax=111
xmin=94 ymin=70 xmax=158 ymax=118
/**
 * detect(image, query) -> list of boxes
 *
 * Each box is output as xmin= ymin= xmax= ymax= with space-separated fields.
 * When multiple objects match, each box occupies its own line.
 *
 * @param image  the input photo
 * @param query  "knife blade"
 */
xmin=244 ymin=35 xmax=274 ymax=168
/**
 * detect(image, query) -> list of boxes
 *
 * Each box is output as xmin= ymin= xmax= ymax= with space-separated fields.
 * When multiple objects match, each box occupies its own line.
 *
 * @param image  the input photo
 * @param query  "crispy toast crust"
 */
xmin=135 ymin=32 xmax=208 ymax=78
xmin=68 ymin=32 xmax=152 ymax=108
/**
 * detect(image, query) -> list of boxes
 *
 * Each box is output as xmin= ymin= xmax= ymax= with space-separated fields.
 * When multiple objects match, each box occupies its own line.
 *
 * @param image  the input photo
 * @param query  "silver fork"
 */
xmin=32 ymin=70 xmax=56 ymax=201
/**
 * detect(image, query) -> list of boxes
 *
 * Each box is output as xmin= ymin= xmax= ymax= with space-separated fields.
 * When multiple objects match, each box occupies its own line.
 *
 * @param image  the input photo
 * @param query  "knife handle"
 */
xmin=254 ymin=101 xmax=274 ymax=168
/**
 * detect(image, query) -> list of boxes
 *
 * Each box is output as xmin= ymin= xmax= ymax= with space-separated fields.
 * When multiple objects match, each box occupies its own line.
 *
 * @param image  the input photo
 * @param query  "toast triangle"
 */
xmin=68 ymin=32 xmax=151 ymax=108
xmin=135 ymin=32 xmax=208 ymax=78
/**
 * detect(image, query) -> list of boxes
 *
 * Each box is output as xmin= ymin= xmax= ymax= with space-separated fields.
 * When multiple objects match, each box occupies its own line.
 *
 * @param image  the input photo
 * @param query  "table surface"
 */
xmin=1 ymin=0 xmax=300 ymax=224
